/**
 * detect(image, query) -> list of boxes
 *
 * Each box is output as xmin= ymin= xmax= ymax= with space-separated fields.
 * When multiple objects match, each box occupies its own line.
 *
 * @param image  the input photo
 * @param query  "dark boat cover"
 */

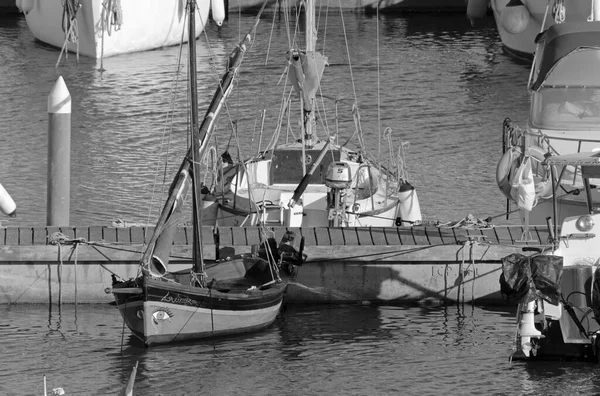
xmin=531 ymin=22 xmax=600 ymax=91
xmin=592 ymin=266 xmax=600 ymax=324
xmin=500 ymin=253 xmax=563 ymax=305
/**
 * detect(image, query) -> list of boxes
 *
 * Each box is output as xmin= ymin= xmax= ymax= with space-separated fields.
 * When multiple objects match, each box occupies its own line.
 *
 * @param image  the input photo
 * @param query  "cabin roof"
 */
xmin=531 ymin=22 xmax=600 ymax=91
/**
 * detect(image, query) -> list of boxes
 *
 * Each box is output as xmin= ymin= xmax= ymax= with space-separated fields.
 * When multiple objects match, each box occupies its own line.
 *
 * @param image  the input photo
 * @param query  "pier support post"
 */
xmin=47 ymin=76 xmax=71 ymax=226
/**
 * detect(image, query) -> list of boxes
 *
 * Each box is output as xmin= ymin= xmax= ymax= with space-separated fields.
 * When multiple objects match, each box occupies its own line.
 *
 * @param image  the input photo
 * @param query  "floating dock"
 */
xmin=0 ymin=225 xmax=548 ymax=305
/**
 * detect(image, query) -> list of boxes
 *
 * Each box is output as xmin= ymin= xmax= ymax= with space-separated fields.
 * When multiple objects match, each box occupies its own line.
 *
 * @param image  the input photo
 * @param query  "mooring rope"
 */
xmin=48 ymin=232 xmax=86 ymax=308
xmin=102 ymin=0 xmax=123 ymax=36
xmin=57 ymin=0 xmax=82 ymax=66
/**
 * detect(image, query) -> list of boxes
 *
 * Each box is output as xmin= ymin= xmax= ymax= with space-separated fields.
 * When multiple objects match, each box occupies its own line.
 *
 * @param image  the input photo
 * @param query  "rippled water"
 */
xmin=2 ymin=303 xmax=600 ymax=396
xmin=0 ymin=11 xmax=531 ymax=227
xmin=0 ymin=9 xmax=564 ymax=396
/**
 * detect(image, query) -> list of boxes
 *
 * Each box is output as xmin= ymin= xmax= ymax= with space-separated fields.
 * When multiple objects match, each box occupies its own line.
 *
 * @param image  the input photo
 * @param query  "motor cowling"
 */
xmin=325 ymin=162 xmax=352 ymax=189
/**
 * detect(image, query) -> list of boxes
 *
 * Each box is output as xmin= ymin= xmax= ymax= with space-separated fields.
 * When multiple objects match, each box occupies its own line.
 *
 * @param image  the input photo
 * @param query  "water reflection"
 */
xmin=3 ymin=303 xmax=600 ymax=394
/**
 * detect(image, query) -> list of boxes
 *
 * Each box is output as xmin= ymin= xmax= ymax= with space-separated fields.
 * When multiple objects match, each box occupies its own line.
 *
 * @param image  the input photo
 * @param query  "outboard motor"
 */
xmin=325 ymin=162 xmax=351 ymax=227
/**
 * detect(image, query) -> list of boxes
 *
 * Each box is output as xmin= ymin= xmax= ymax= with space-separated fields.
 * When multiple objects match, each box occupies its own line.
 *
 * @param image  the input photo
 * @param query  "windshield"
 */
xmin=531 ymin=87 xmax=600 ymax=129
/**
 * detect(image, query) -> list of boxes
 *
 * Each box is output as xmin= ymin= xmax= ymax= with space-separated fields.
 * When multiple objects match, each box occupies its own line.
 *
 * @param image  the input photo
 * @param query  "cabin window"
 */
xmin=531 ymin=87 xmax=600 ymax=129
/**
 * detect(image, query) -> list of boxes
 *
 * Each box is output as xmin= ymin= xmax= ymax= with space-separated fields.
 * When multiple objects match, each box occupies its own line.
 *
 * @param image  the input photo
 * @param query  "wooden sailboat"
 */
xmin=110 ymin=0 xmax=301 ymax=347
xmin=201 ymin=0 xmax=422 ymax=229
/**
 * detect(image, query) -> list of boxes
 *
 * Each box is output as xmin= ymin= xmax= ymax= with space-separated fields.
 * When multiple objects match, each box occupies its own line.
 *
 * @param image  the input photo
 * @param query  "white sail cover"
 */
xmin=287 ymin=50 xmax=328 ymax=111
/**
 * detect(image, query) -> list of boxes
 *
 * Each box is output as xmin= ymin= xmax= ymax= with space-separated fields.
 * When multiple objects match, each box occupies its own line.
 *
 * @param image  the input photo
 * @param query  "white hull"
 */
xmin=22 ymin=0 xmax=209 ymax=58
xmin=490 ymin=0 xmax=590 ymax=59
xmin=208 ymin=141 xmax=421 ymax=228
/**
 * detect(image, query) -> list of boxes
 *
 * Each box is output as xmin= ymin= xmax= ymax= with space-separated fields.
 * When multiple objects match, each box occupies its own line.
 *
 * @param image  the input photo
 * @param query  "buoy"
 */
xmin=211 ymin=0 xmax=226 ymax=26
xmin=397 ymin=181 xmax=422 ymax=225
xmin=500 ymin=0 xmax=530 ymax=34
xmin=20 ymin=0 xmax=34 ymax=14
xmin=466 ymin=0 xmax=489 ymax=25
xmin=0 ymin=182 xmax=17 ymax=217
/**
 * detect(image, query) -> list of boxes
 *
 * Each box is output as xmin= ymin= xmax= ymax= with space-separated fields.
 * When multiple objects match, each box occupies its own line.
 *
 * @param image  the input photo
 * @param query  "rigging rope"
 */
xmin=56 ymin=0 xmax=82 ymax=66
xmin=553 ymin=0 xmax=566 ymax=23
xmin=61 ymin=0 xmax=81 ymax=43
xmin=102 ymin=0 xmax=123 ymax=36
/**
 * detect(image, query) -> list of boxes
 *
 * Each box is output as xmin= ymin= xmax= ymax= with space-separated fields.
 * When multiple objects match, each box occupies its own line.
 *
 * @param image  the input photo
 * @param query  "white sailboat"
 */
xmin=201 ymin=0 xmax=422 ymax=229
xmin=18 ymin=0 xmax=224 ymax=59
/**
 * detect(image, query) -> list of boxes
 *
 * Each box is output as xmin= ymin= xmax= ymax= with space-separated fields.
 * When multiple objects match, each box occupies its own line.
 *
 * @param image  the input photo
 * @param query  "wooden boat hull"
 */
xmin=112 ymin=274 xmax=286 ymax=346
xmin=22 ymin=0 xmax=209 ymax=58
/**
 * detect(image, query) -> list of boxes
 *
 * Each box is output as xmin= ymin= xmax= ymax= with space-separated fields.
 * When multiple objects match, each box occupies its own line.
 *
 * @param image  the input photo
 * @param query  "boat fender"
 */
xmin=20 ymin=0 xmax=35 ymax=15
xmin=500 ymin=0 xmax=530 ymax=35
xmin=0 ymin=182 xmax=17 ymax=217
xmin=496 ymin=146 xmax=520 ymax=200
xmin=15 ymin=0 xmax=22 ymax=13
xmin=510 ymin=156 xmax=536 ymax=211
xmin=528 ymin=146 xmax=552 ymax=200
xmin=466 ymin=0 xmax=489 ymax=25
xmin=397 ymin=181 xmax=422 ymax=225
xmin=211 ymin=0 xmax=226 ymax=26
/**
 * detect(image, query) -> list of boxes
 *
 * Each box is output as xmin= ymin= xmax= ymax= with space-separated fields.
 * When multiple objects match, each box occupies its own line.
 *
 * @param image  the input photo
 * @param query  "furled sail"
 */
xmin=287 ymin=50 xmax=328 ymax=111
xmin=145 ymin=168 xmax=191 ymax=276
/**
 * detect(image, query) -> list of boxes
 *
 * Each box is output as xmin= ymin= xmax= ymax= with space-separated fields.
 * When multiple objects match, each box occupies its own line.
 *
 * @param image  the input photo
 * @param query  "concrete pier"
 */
xmin=0 ymin=225 xmax=548 ymax=305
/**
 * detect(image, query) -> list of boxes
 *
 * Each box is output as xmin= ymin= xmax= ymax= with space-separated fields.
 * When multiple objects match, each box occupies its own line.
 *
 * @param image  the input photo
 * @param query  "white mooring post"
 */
xmin=47 ymin=76 xmax=71 ymax=226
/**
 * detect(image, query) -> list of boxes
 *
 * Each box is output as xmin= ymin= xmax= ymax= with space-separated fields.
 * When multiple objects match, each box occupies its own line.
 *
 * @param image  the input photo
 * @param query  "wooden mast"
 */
xmin=143 ymin=1 xmax=268 ymax=277
xmin=189 ymin=0 xmax=205 ymax=278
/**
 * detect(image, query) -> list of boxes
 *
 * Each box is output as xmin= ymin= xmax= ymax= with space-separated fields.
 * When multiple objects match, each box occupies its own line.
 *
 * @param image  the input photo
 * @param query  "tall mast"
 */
xmin=304 ymin=0 xmax=316 ymax=148
xmin=189 ymin=0 xmax=205 ymax=276
xmin=306 ymin=0 xmax=315 ymax=51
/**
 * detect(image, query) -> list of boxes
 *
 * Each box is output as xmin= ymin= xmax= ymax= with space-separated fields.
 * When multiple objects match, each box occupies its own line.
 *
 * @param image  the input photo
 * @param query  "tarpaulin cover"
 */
xmin=500 ymin=253 xmax=563 ymax=305
xmin=592 ymin=266 xmax=600 ymax=324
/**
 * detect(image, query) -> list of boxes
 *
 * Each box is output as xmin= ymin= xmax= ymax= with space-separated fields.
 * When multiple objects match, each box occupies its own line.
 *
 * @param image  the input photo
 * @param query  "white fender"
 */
xmin=527 ymin=145 xmax=552 ymax=200
xmin=496 ymin=146 xmax=520 ymax=200
xmin=500 ymin=1 xmax=530 ymax=34
xmin=0 ymin=182 xmax=17 ymax=217
xmin=20 ymin=0 xmax=35 ymax=15
xmin=594 ymin=0 xmax=600 ymax=21
xmin=211 ymin=0 xmax=226 ymax=26
xmin=397 ymin=181 xmax=422 ymax=225
xmin=15 ymin=0 xmax=23 ymax=13
xmin=466 ymin=0 xmax=489 ymax=24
